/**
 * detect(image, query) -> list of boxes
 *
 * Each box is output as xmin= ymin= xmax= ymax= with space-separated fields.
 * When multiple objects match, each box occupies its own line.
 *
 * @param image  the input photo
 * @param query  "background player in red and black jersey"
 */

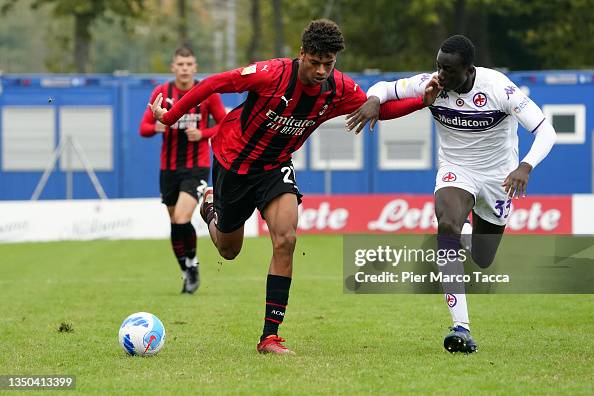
xmin=151 ymin=21 xmax=439 ymax=354
xmin=140 ymin=47 xmax=226 ymax=294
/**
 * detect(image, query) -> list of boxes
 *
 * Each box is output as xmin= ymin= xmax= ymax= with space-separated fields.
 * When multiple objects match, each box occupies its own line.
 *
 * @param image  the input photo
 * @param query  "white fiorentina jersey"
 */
xmin=395 ymin=67 xmax=546 ymax=170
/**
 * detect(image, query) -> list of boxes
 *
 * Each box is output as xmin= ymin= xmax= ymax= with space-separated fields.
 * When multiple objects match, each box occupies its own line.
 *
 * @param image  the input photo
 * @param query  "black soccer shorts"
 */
xmin=159 ymin=167 xmax=209 ymax=206
xmin=212 ymin=158 xmax=303 ymax=233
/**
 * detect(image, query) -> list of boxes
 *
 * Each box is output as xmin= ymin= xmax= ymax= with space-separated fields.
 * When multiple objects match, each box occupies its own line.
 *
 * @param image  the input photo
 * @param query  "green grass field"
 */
xmin=1 ymin=235 xmax=592 ymax=395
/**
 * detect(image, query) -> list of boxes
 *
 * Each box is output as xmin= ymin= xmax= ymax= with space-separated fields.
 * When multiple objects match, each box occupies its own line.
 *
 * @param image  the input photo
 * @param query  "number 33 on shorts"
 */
xmin=493 ymin=198 xmax=512 ymax=219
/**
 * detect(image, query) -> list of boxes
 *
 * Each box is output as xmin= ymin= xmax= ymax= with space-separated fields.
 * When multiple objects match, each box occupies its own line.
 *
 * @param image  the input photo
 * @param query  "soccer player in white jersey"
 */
xmin=346 ymin=35 xmax=556 ymax=353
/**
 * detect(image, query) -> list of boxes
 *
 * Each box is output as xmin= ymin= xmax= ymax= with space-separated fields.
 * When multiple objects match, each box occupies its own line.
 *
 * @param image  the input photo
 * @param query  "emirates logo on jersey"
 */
xmin=171 ymin=113 xmax=201 ymax=129
xmin=265 ymin=109 xmax=315 ymax=136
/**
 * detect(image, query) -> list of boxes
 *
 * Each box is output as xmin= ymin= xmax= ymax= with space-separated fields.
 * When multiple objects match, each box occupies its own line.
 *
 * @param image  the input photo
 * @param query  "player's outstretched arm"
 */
xmin=346 ymin=77 xmax=441 ymax=134
xmin=150 ymin=67 xmax=264 ymax=126
xmin=150 ymin=78 xmax=220 ymax=126
xmin=345 ymin=80 xmax=396 ymax=133
xmin=345 ymin=96 xmax=380 ymax=134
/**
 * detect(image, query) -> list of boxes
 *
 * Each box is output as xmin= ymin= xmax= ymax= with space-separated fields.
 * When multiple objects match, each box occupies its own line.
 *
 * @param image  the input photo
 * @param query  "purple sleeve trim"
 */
xmin=530 ymin=118 xmax=545 ymax=133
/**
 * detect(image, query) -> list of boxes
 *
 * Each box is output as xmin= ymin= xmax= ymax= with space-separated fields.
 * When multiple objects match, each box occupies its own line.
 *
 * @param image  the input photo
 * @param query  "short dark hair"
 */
xmin=301 ymin=19 xmax=345 ymax=56
xmin=440 ymin=35 xmax=475 ymax=66
xmin=173 ymin=47 xmax=195 ymax=59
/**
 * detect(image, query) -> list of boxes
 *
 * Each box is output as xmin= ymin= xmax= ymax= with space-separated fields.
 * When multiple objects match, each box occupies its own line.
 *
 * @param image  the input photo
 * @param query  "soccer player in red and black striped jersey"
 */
xmin=151 ymin=20 xmax=439 ymax=354
xmin=140 ymin=47 xmax=226 ymax=294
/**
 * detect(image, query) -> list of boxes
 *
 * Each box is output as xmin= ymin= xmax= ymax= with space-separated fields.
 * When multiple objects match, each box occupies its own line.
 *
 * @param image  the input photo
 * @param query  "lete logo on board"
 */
xmin=258 ymin=195 xmax=572 ymax=235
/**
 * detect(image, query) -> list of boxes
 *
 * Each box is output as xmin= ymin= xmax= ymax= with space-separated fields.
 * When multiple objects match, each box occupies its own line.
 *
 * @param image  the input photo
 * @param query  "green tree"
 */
xmin=2 ymin=0 xmax=144 ymax=72
xmin=1 ymin=0 xmax=592 ymax=73
xmin=0 ymin=0 xmax=52 ymax=72
xmin=492 ymin=0 xmax=594 ymax=69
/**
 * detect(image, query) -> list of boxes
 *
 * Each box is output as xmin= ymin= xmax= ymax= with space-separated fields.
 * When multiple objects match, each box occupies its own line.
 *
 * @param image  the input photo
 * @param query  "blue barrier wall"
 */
xmin=0 ymin=70 xmax=592 ymax=200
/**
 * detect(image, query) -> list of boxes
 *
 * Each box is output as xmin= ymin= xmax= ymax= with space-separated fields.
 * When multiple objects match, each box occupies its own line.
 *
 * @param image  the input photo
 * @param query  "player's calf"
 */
xmin=470 ymin=233 xmax=502 ymax=268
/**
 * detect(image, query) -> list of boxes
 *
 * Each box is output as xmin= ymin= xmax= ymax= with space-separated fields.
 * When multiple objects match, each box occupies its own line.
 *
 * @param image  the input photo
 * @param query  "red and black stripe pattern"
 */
xmin=211 ymin=58 xmax=366 ymax=174
xmin=160 ymin=58 xmax=425 ymax=175
xmin=162 ymin=81 xmax=203 ymax=170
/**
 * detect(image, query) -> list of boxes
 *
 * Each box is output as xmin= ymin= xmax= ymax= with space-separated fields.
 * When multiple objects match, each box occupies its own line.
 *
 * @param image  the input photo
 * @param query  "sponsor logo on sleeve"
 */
xmin=241 ymin=64 xmax=257 ymax=75
xmin=504 ymin=85 xmax=516 ymax=100
xmin=419 ymin=73 xmax=431 ymax=86
xmin=513 ymin=97 xmax=530 ymax=114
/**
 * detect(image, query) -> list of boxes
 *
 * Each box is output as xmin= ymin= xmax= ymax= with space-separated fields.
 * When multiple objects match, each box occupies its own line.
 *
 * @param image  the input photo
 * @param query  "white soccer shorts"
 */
xmin=434 ymin=162 xmax=518 ymax=226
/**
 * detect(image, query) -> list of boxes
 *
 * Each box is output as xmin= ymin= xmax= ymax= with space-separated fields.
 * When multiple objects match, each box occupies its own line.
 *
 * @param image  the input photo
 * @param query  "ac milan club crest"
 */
xmin=446 ymin=293 xmax=457 ymax=307
xmin=473 ymin=92 xmax=487 ymax=107
xmin=442 ymin=172 xmax=457 ymax=182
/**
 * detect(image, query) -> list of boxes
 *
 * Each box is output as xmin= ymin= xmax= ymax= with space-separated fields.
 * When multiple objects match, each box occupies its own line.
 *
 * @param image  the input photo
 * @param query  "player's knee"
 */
xmin=218 ymin=245 xmax=241 ymax=260
xmin=438 ymin=218 xmax=463 ymax=236
xmin=272 ymin=230 xmax=296 ymax=254
xmin=171 ymin=212 xmax=192 ymax=224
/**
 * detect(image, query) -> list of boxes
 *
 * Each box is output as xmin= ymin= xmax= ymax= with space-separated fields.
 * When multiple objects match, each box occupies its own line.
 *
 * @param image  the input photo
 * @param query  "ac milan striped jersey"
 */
xmin=140 ymin=81 xmax=226 ymax=170
xmin=161 ymin=58 xmax=425 ymax=174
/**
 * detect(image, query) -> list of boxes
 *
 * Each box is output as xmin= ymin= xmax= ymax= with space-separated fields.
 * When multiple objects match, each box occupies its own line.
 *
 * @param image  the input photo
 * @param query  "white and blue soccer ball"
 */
xmin=118 ymin=312 xmax=166 ymax=357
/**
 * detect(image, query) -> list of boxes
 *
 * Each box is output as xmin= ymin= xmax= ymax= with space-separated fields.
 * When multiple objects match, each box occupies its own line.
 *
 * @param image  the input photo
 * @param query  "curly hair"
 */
xmin=301 ymin=19 xmax=345 ymax=56
xmin=440 ymin=35 xmax=475 ymax=66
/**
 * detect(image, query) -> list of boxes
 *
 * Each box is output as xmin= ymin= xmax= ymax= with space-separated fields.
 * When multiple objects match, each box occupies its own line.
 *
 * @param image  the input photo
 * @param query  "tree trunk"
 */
xmin=177 ymin=0 xmax=189 ymax=48
xmin=272 ymin=0 xmax=284 ymax=58
xmin=74 ymin=13 xmax=92 ymax=73
xmin=246 ymin=0 xmax=261 ymax=63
